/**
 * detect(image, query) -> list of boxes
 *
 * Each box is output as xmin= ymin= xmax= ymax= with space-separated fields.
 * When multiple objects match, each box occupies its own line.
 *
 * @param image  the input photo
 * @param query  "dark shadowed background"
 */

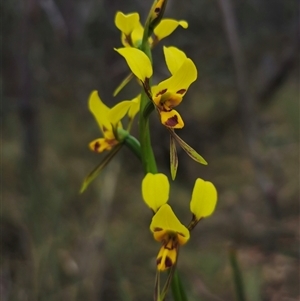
xmin=2 ymin=0 xmax=299 ymax=300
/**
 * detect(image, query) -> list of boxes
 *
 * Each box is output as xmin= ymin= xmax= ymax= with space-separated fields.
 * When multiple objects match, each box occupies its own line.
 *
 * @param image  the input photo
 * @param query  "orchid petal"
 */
xmin=170 ymin=135 xmax=178 ymax=180
xmin=170 ymin=130 xmax=207 ymax=165
xmin=163 ymin=46 xmax=187 ymax=75
xmin=190 ymin=178 xmax=217 ymax=220
xmin=115 ymin=12 xmax=140 ymax=36
xmin=115 ymin=48 xmax=153 ymax=81
xmin=142 ymin=173 xmax=169 ymax=212
xmin=154 ymin=58 xmax=197 ymax=95
xmin=109 ymin=100 xmax=132 ymax=124
xmin=128 ymin=95 xmax=141 ymax=119
xmin=88 ymin=91 xmax=112 ymax=133
xmin=160 ymin=110 xmax=184 ymax=129
xmin=154 ymin=19 xmax=188 ymax=41
xmin=150 ymin=204 xmax=190 ymax=244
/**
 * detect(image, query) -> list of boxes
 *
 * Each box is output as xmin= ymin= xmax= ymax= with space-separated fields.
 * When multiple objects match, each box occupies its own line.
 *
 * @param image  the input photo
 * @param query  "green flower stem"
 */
xmin=139 ymin=89 xmax=157 ymax=173
xmin=139 ymin=0 xmax=158 ymax=174
xmin=141 ymin=2 xmax=187 ymax=301
xmin=123 ymin=134 xmax=142 ymax=161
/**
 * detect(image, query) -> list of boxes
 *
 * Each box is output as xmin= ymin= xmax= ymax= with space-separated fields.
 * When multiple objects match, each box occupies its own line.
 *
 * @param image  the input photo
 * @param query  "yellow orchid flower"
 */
xmin=115 ymin=46 xmax=196 ymax=129
xmin=150 ymin=204 xmax=190 ymax=271
xmin=88 ymin=90 xmax=139 ymax=153
xmin=116 ymin=46 xmax=206 ymax=179
xmin=114 ymin=11 xmax=188 ymax=48
xmin=142 ymin=173 xmax=217 ymax=271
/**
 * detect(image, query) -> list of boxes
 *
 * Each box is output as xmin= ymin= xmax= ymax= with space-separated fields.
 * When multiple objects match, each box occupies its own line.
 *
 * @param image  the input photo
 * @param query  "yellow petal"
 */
xmin=109 ymin=100 xmax=132 ymax=124
xmin=163 ymin=46 xmax=187 ymax=75
xmin=89 ymin=137 xmax=118 ymax=153
xmin=160 ymin=110 xmax=184 ymax=129
xmin=128 ymin=95 xmax=140 ymax=119
xmin=115 ymin=48 xmax=153 ymax=81
xmin=131 ymin=22 xmax=144 ymax=47
xmin=156 ymin=242 xmax=177 ymax=271
xmin=154 ymin=58 xmax=197 ymax=96
xmin=190 ymin=178 xmax=217 ymax=220
xmin=115 ymin=12 xmax=140 ymax=36
xmin=150 ymin=204 xmax=190 ymax=244
xmin=88 ymin=91 xmax=112 ymax=133
xmin=153 ymin=90 xmax=183 ymax=111
xmin=142 ymin=173 xmax=169 ymax=212
xmin=154 ymin=19 xmax=188 ymax=41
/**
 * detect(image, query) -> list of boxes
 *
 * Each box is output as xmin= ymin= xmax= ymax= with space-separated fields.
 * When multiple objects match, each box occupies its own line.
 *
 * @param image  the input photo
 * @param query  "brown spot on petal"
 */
xmin=156 ymin=89 xmax=167 ymax=97
xmin=154 ymin=7 xmax=160 ymax=13
xmin=153 ymin=227 xmax=163 ymax=232
xmin=176 ymin=89 xmax=186 ymax=94
xmin=94 ymin=142 xmax=100 ymax=152
xmin=156 ymin=256 xmax=173 ymax=269
xmin=165 ymin=256 xmax=173 ymax=268
xmin=165 ymin=115 xmax=179 ymax=127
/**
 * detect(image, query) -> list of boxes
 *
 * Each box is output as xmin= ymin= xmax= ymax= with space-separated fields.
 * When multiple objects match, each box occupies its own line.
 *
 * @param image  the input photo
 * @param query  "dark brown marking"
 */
xmin=153 ymin=227 xmax=163 ymax=232
xmin=176 ymin=89 xmax=186 ymax=94
xmin=165 ymin=256 xmax=173 ymax=268
xmin=165 ymin=115 xmax=179 ymax=127
xmin=156 ymin=89 xmax=167 ymax=97
xmin=94 ymin=142 xmax=100 ymax=152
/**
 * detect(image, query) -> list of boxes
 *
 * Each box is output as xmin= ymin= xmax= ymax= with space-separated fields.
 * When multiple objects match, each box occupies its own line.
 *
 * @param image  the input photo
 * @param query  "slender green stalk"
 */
xmin=138 ymin=0 xmax=158 ymax=174
xmin=139 ymin=89 xmax=157 ymax=173
xmin=140 ymin=2 xmax=188 ymax=301
xmin=229 ymin=246 xmax=246 ymax=301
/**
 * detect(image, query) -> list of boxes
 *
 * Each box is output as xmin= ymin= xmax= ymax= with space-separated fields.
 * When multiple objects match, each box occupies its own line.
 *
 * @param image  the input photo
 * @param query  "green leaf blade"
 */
xmin=80 ymin=145 xmax=122 ymax=193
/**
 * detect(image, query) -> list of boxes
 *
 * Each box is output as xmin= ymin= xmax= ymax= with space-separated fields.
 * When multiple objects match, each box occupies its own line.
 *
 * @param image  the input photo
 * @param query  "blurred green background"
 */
xmin=2 ymin=0 xmax=299 ymax=300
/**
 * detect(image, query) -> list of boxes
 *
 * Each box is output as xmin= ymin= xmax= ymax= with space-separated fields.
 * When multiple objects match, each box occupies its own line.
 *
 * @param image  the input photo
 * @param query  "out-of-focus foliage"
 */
xmin=2 ymin=0 xmax=299 ymax=300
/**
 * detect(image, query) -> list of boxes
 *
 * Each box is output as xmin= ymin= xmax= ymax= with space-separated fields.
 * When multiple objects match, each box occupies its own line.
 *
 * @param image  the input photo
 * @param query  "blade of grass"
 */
xmin=229 ymin=246 xmax=246 ymax=301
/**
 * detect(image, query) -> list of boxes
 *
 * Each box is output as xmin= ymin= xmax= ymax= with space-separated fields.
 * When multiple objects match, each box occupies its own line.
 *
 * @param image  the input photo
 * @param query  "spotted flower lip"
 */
xmin=150 ymin=204 xmax=190 ymax=245
xmin=88 ymin=90 xmax=139 ymax=153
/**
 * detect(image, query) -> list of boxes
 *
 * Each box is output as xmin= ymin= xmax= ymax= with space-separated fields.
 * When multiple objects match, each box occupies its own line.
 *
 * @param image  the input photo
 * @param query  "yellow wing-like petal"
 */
xmin=142 ymin=173 xmax=169 ymax=212
xmin=115 ymin=48 xmax=153 ymax=81
xmin=88 ymin=91 xmax=112 ymax=133
xmin=128 ymin=95 xmax=140 ymax=120
xmin=109 ymin=100 xmax=132 ymax=125
xmin=163 ymin=46 xmax=187 ymax=75
xmin=115 ymin=11 xmax=140 ymax=36
xmin=155 ymin=58 xmax=197 ymax=96
xmin=190 ymin=178 xmax=217 ymax=220
xmin=154 ymin=19 xmax=188 ymax=41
